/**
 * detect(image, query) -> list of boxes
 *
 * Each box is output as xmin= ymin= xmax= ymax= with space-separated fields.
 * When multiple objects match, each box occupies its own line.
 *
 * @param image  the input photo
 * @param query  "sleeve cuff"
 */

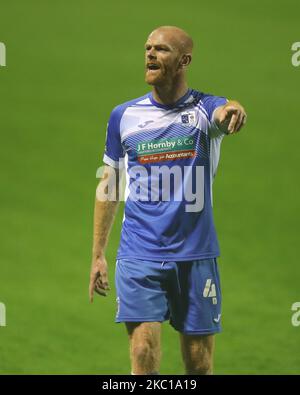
xmin=103 ymin=153 xmax=125 ymax=169
xmin=210 ymin=106 xmax=229 ymax=138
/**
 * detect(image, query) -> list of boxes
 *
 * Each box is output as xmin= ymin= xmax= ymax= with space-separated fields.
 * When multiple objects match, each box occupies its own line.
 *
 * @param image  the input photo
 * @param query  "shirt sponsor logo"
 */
xmin=137 ymin=136 xmax=196 ymax=164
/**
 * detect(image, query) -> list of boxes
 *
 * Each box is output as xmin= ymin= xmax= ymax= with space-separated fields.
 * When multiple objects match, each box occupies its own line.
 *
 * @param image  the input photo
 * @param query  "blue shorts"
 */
xmin=115 ymin=258 xmax=222 ymax=335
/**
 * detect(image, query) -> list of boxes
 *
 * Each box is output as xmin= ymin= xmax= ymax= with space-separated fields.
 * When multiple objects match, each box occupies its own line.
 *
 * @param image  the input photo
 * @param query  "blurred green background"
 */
xmin=0 ymin=0 xmax=299 ymax=374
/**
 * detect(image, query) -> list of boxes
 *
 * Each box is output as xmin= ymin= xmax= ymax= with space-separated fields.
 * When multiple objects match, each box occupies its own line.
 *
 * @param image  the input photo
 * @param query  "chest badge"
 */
xmin=181 ymin=111 xmax=196 ymax=125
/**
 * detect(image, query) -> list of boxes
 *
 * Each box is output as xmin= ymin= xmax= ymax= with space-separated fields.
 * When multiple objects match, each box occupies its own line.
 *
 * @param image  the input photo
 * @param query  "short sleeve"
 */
xmin=103 ymin=106 xmax=125 ymax=168
xmin=200 ymin=94 xmax=227 ymax=138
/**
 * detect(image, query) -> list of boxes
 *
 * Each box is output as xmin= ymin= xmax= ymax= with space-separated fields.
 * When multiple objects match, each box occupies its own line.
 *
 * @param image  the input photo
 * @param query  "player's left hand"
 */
xmin=215 ymin=100 xmax=247 ymax=134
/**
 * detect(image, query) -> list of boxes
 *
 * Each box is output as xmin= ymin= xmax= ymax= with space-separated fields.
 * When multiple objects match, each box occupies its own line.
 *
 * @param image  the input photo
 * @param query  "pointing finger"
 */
xmin=235 ymin=114 xmax=246 ymax=132
xmin=228 ymin=113 xmax=239 ymax=133
xmin=234 ymin=113 xmax=244 ymax=133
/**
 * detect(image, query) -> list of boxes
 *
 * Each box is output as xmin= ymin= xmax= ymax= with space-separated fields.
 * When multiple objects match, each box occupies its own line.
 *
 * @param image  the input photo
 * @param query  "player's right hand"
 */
xmin=89 ymin=255 xmax=110 ymax=302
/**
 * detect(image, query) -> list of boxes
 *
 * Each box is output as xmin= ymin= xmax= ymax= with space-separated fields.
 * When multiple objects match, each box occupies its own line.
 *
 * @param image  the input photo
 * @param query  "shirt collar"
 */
xmin=149 ymin=88 xmax=193 ymax=110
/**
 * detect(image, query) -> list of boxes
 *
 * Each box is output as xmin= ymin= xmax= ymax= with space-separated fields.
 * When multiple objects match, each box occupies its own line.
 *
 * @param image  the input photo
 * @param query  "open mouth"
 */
xmin=147 ymin=63 xmax=160 ymax=71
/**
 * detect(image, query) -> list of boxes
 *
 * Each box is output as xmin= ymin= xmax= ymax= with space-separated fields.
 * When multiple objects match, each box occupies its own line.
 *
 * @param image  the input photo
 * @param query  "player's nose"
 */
xmin=147 ymin=49 xmax=156 ymax=60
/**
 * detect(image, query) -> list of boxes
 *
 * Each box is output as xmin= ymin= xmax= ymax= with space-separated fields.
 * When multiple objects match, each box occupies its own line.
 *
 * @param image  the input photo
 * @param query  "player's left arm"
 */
xmin=213 ymin=100 xmax=247 ymax=134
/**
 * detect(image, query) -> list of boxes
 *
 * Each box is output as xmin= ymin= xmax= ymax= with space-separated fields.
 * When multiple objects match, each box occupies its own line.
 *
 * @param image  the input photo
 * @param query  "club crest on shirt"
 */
xmin=181 ymin=111 xmax=196 ymax=125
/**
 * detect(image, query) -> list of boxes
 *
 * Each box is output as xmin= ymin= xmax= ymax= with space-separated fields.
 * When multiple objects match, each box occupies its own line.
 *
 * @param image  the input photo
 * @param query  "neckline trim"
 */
xmin=149 ymin=88 xmax=192 ymax=109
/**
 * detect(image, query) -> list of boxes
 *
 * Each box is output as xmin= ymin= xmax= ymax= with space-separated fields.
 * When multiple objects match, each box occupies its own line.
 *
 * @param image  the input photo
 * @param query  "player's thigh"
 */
xmin=169 ymin=258 xmax=222 ymax=334
xmin=115 ymin=259 xmax=169 ymax=323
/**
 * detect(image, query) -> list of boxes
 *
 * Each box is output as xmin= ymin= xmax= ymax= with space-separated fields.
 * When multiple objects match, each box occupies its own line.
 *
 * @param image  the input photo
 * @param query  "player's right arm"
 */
xmin=89 ymin=165 xmax=121 ymax=302
xmin=89 ymin=105 xmax=125 ymax=302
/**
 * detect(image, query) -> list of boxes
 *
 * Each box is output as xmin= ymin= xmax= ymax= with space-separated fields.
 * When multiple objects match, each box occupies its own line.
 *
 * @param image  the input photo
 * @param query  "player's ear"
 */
xmin=180 ymin=54 xmax=192 ymax=68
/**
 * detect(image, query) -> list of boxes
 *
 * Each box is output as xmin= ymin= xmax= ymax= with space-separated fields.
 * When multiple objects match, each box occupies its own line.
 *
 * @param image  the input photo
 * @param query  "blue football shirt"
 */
xmin=102 ymin=89 xmax=227 ymax=261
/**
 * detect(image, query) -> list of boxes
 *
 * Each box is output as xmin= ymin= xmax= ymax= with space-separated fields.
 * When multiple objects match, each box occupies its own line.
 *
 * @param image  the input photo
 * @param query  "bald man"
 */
xmin=89 ymin=26 xmax=247 ymax=375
